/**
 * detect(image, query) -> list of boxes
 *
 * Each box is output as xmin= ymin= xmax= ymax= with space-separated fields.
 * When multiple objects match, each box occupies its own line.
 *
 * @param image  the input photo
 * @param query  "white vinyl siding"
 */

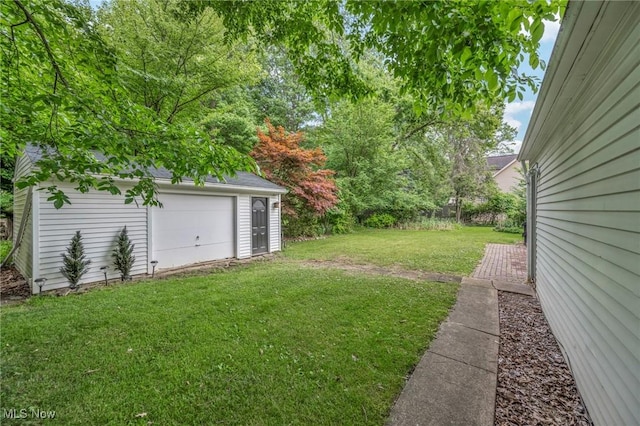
xmin=12 ymin=155 xmax=33 ymax=280
xmin=37 ymin=182 xmax=148 ymax=291
xmin=269 ymin=195 xmax=281 ymax=252
xmin=522 ymin=3 xmax=640 ymax=425
xmin=236 ymin=195 xmax=251 ymax=258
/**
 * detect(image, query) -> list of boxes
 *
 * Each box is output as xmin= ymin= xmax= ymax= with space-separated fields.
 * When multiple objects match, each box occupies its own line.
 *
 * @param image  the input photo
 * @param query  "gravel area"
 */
xmin=496 ymin=291 xmax=593 ymax=426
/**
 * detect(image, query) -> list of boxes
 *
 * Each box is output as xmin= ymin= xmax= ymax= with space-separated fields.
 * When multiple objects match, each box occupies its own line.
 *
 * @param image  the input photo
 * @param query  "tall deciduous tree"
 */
xmin=314 ymin=98 xmax=409 ymax=219
xmin=248 ymin=47 xmax=317 ymax=132
xmin=99 ymin=0 xmax=260 ymax=126
xmin=2 ymin=0 xmax=561 ymax=208
xmin=1 ymin=0 xmax=254 ymax=208
xmin=430 ymin=106 xmax=517 ymax=222
xmin=251 ymin=119 xmax=337 ymax=220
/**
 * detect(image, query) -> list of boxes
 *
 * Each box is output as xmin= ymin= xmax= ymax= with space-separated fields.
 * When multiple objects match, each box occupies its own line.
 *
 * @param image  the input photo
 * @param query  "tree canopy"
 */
xmin=0 ymin=0 xmax=563 ymax=208
xmin=207 ymin=0 xmax=564 ymax=113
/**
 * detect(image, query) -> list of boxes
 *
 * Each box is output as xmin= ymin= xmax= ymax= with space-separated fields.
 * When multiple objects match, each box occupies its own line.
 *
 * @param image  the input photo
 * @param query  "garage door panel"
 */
xmin=152 ymin=194 xmax=235 ymax=268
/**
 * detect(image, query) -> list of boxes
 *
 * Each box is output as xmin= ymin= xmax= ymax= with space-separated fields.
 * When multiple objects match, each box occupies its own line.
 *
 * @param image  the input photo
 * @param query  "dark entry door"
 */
xmin=252 ymin=197 xmax=268 ymax=255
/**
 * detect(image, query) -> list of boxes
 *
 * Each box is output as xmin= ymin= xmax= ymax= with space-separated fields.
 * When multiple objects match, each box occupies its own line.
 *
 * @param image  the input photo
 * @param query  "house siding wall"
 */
xmin=269 ymin=195 xmax=281 ymax=252
xmin=236 ymin=195 xmax=251 ymax=258
xmin=531 ymin=6 xmax=640 ymax=425
xmin=12 ymin=155 xmax=33 ymax=280
xmin=494 ymin=162 xmax=521 ymax=193
xmin=37 ymin=182 xmax=148 ymax=291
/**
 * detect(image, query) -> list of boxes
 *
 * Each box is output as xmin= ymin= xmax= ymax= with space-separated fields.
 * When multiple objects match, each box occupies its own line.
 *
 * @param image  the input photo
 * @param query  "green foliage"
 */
xmin=363 ymin=213 xmax=396 ymax=229
xmin=314 ymin=97 xmax=433 ymax=222
xmin=462 ymin=190 xmax=525 ymax=226
xmin=282 ymin=212 xmax=323 ymax=239
xmin=0 ymin=240 xmax=12 ymax=264
xmin=248 ymin=47 xmax=317 ymax=131
xmin=494 ymin=220 xmax=524 ymax=234
xmin=321 ymin=204 xmax=356 ymax=235
xmin=112 ymin=226 xmax=135 ymax=280
xmin=202 ymin=111 xmax=257 ymax=155
xmin=0 ymin=152 xmax=14 ymax=193
xmin=429 ymin=105 xmax=517 ymax=222
xmin=207 ymin=0 xmax=564 ymax=114
xmin=59 ymin=231 xmax=91 ymax=289
xmin=2 ymin=0 xmax=255 ymax=208
xmin=0 ymin=190 xmax=13 ymax=218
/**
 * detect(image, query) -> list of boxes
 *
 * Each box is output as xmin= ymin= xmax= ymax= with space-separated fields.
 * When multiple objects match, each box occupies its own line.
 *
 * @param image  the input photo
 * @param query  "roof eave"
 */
xmin=154 ymin=178 xmax=287 ymax=195
xmin=518 ymin=1 xmax=594 ymax=161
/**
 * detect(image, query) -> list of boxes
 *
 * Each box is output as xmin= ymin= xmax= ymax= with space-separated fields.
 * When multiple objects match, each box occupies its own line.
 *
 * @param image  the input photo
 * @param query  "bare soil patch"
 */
xmin=298 ymin=259 xmax=461 ymax=283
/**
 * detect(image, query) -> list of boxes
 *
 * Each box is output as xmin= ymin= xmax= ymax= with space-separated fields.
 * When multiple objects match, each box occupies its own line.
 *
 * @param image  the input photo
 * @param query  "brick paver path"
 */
xmin=472 ymin=244 xmax=527 ymax=283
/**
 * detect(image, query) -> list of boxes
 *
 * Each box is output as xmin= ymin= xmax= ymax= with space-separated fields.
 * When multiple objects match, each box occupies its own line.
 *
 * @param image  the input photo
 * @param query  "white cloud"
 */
xmin=512 ymin=140 xmax=523 ymax=154
xmin=505 ymin=101 xmax=536 ymax=115
xmin=504 ymin=101 xmax=536 ymax=133
xmin=542 ymin=18 xmax=561 ymax=42
xmin=505 ymin=116 xmax=522 ymax=131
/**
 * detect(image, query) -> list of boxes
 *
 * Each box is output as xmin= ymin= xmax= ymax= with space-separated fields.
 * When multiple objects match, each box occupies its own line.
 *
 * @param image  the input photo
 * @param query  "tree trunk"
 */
xmin=455 ymin=197 xmax=462 ymax=223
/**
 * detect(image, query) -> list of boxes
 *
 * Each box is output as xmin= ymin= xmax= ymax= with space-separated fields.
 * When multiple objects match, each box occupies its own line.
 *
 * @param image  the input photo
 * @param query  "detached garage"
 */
xmin=12 ymin=147 xmax=287 ymax=293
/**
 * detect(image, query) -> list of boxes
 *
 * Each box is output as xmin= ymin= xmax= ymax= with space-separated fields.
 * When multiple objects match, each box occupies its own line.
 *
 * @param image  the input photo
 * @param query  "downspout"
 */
xmin=1 ymin=186 xmax=33 ymax=268
xmin=525 ymin=164 xmax=539 ymax=286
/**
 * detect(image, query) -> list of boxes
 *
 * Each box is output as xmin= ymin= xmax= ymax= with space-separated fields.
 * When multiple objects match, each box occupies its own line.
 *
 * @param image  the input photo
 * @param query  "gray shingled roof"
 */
xmin=24 ymin=145 xmax=286 ymax=192
xmin=487 ymin=154 xmax=517 ymax=171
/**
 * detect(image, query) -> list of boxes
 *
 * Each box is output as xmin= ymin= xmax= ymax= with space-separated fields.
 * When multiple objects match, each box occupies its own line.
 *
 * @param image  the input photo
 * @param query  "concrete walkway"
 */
xmin=387 ymin=244 xmax=531 ymax=426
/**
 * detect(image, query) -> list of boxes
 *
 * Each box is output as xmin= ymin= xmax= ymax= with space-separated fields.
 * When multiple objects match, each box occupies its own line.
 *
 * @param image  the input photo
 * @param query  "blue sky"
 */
xmin=505 ymin=19 xmax=561 ymax=153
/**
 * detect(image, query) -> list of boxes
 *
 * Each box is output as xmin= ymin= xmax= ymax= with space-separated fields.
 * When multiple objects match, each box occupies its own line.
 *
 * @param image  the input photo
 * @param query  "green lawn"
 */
xmin=0 ymin=226 xmax=516 ymax=425
xmin=284 ymin=227 xmax=520 ymax=275
xmin=1 ymin=263 xmax=456 ymax=425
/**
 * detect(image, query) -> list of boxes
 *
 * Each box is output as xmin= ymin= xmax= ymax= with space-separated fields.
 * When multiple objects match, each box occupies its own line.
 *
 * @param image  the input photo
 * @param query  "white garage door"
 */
xmin=152 ymin=193 xmax=235 ymax=269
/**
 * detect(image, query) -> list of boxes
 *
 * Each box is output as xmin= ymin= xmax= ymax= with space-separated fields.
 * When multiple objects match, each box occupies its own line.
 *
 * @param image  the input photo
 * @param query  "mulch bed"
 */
xmin=0 ymin=265 xmax=31 ymax=302
xmin=496 ymin=291 xmax=593 ymax=425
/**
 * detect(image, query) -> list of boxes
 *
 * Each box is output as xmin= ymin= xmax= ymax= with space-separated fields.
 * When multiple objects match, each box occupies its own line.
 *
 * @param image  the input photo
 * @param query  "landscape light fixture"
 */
xmin=34 ymin=277 xmax=47 ymax=295
xmin=150 ymin=260 xmax=159 ymax=278
xmin=100 ymin=266 xmax=109 ymax=286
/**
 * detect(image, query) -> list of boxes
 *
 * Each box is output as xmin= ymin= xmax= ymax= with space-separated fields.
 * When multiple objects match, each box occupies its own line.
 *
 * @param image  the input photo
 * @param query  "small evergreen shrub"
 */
xmin=112 ymin=226 xmax=135 ymax=280
xmin=60 ymin=231 xmax=91 ymax=289
xmin=363 ymin=213 xmax=396 ymax=229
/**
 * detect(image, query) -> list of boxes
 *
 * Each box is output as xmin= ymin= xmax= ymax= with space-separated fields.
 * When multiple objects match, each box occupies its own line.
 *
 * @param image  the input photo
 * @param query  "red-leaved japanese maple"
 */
xmin=251 ymin=119 xmax=338 ymax=217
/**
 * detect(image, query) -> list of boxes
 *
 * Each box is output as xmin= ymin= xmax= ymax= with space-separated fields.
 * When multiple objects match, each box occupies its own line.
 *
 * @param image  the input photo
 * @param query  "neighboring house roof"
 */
xmin=23 ymin=144 xmax=286 ymax=193
xmin=487 ymin=154 xmax=518 ymax=173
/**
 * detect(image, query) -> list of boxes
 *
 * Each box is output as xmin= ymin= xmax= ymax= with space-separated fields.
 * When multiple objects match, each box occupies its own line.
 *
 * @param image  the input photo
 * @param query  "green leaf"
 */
xmin=460 ymin=47 xmax=472 ymax=65
xmin=508 ymin=9 xmax=522 ymax=32
xmin=529 ymin=54 xmax=540 ymax=69
xmin=486 ymin=69 xmax=498 ymax=91
xmin=531 ymin=19 xmax=544 ymax=44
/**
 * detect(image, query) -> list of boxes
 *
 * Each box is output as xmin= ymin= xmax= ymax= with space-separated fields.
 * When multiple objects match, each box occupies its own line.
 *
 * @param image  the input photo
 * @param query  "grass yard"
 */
xmin=0 ymin=262 xmax=456 ymax=425
xmin=284 ymin=226 xmax=521 ymax=275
